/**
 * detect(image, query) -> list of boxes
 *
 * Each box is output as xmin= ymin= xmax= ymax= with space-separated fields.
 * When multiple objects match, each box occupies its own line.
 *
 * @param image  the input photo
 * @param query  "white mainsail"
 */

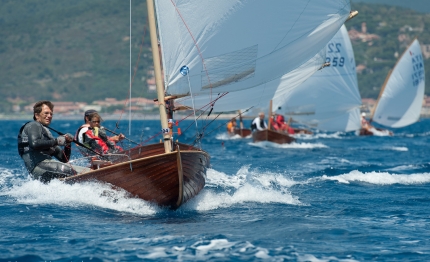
xmin=154 ymin=0 xmax=352 ymax=113
xmin=371 ymin=39 xmax=425 ymax=128
xmin=272 ymin=25 xmax=362 ymax=132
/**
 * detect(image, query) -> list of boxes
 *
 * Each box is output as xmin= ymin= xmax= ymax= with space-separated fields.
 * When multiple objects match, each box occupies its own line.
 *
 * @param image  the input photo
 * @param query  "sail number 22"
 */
xmin=325 ymin=42 xmax=344 ymax=67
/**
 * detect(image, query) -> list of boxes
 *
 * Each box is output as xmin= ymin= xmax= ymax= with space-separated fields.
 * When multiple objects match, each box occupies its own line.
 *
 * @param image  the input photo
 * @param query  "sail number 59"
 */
xmin=326 ymin=56 xmax=345 ymax=67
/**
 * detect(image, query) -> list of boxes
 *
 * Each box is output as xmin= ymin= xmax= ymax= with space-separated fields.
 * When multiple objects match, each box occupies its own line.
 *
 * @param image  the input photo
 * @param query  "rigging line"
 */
xmin=179 ymin=106 xmax=211 ymax=139
xmin=114 ymin=24 xmax=148 ymax=132
xmin=129 ymin=0 xmax=132 ymax=137
xmin=140 ymin=130 xmax=163 ymax=145
xmin=174 ymin=92 xmax=229 ymax=136
xmin=175 ymin=92 xmax=229 ymax=123
xmin=186 ymin=73 xmax=199 ymax=143
xmin=272 ymin=0 xmax=310 ymax=52
xmin=60 ymin=143 xmax=76 ymax=175
xmin=190 ymin=111 xmax=224 ymax=147
xmin=204 ymin=107 xmax=254 ymax=136
xmin=169 ymin=0 xmax=213 ymax=101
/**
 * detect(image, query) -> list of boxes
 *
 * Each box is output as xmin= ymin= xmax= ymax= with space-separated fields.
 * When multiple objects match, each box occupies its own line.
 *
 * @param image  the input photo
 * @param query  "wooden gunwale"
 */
xmin=68 ymin=149 xmax=208 ymax=180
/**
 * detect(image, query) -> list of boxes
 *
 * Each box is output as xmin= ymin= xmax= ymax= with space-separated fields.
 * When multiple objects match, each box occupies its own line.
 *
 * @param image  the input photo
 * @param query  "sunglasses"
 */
xmin=91 ymin=121 xmax=100 ymax=123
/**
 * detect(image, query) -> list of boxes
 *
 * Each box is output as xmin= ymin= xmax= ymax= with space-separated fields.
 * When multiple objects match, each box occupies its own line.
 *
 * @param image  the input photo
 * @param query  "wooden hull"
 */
xmin=252 ymin=129 xmax=295 ymax=144
xmin=65 ymin=143 xmax=210 ymax=209
xmin=232 ymin=128 xmax=252 ymax=137
xmin=359 ymin=128 xmax=393 ymax=136
xmin=293 ymin=128 xmax=313 ymax=135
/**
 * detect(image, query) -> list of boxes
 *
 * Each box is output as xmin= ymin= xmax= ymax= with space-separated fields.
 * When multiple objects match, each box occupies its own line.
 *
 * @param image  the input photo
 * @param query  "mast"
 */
xmin=268 ymin=100 xmax=273 ymax=130
xmin=147 ymin=0 xmax=171 ymax=152
xmin=238 ymin=110 xmax=244 ymax=137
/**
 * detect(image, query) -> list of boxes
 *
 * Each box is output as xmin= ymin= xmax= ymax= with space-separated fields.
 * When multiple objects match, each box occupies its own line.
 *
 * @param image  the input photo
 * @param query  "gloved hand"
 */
xmin=64 ymin=133 xmax=74 ymax=143
xmin=56 ymin=134 xmax=73 ymax=146
xmin=56 ymin=135 xmax=67 ymax=146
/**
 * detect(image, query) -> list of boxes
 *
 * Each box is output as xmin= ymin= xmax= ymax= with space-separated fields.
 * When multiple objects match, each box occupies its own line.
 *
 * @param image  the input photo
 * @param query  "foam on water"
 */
xmin=249 ymin=141 xmax=328 ymax=149
xmin=0 ymin=169 xmax=159 ymax=215
xmin=183 ymin=167 xmax=301 ymax=211
xmin=388 ymin=146 xmax=408 ymax=151
xmin=322 ymin=170 xmax=430 ymax=185
xmin=215 ymin=133 xmax=251 ymax=140
xmin=294 ymin=131 xmax=345 ymax=140
xmin=1 ymin=165 xmax=301 ymax=214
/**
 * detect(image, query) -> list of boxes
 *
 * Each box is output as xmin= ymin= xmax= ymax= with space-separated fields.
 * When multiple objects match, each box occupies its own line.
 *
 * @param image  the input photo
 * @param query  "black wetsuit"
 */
xmin=17 ymin=121 xmax=77 ymax=183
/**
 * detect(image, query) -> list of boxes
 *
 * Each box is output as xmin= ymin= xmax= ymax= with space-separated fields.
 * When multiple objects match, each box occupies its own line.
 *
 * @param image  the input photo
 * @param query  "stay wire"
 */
xmin=203 ymin=107 xmax=254 ymax=137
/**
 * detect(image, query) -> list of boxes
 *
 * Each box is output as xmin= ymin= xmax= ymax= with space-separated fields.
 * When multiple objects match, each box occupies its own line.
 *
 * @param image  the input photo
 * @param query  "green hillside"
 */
xmin=353 ymin=0 xmax=430 ymax=14
xmin=1 ymin=1 xmax=430 ymax=112
xmin=349 ymin=2 xmax=430 ymax=98
xmin=0 ymin=0 xmax=152 ymax=112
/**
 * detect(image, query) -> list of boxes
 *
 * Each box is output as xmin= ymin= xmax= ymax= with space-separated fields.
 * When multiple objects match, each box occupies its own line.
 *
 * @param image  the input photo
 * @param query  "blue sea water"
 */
xmin=1 ymin=118 xmax=430 ymax=261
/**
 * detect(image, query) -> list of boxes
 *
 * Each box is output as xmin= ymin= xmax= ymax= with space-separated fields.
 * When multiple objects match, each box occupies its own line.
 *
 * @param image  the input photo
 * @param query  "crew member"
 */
xmin=251 ymin=112 xmax=268 ymax=131
xmin=83 ymin=112 xmax=124 ymax=154
xmin=17 ymin=100 xmax=90 ymax=183
xmin=75 ymin=109 xmax=124 ymax=156
xmin=227 ymin=118 xmax=237 ymax=134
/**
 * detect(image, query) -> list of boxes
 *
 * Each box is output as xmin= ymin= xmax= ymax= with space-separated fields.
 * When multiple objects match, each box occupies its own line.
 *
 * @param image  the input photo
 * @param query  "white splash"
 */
xmin=215 ymin=133 xmax=251 ymax=140
xmin=294 ymin=132 xmax=344 ymax=140
xmin=249 ymin=141 xmax=328 ymax=149
xmin=322 ymin=170 xmax=430 ymax=185
xmin=388 ymin=147 xmax=408 ymax=151
xmin=184 ymin=167 xmax=302 ymax=211
xmin=2 ymin=177 xmax=159 ymax=215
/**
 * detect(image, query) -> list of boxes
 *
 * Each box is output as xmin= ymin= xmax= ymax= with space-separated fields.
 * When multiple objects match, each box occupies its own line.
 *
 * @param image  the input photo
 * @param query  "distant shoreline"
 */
xmin=2 ymin=113 xmax=429 ymax=121
xmin=0 ymin=113 xmax=251 ymax=121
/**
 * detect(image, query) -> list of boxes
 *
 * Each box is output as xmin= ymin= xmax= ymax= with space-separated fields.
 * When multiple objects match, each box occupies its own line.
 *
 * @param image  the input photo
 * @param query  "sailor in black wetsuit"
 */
xmin=17 ymin=100 xmax=90 ymax=183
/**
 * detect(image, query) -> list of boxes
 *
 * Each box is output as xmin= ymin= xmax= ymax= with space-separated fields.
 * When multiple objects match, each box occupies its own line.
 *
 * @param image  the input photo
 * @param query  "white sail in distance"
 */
xmin=272 ymin=25 xmax=362 ymax=132
xmin=371 ymin=39 xmax=425 ymax=128
xmin=154 ymin=0 xmax=352 ymax=112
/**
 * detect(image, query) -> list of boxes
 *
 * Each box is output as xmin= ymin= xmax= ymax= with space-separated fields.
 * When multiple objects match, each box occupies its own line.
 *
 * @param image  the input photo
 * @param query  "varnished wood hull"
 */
xmin=66 ymin=143 xmax=210 ymax=209
xmin=293 ymin=128 xmax=313 ymax=135
xmin=232 ymin=128 xmax=252 ymax=137
xmin=252 ymin=129 xmax=295 ymax=144
xmin=359 ymin=128 xmax=393 ymax=136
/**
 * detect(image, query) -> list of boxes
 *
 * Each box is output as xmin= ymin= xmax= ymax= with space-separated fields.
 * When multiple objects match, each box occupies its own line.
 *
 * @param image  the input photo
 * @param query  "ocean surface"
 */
xmin=1 ymin=118 xmax=430 ymax=261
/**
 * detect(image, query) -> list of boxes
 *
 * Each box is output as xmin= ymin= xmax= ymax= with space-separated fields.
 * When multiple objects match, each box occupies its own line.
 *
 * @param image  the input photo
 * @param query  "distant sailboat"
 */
xmin=363 ymin=38 xmax=425 ymax=135
xmin=272 ymin=25 xmax=362 ymax=133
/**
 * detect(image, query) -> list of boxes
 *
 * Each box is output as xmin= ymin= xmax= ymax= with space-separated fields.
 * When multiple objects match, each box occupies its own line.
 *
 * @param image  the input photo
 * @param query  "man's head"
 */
xmin=88 ymin=112 xmax=102 ymax=128
xmin=259 ymin=112 xmax=265 ymax=119
xmin=33 ymin=100 xmax=54 ymax=126
xmin=84 ymin=109 xmax=97 ymax=123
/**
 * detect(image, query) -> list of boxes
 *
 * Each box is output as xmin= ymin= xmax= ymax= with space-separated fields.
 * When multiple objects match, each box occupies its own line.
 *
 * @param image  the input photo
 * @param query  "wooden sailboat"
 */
xmin=65 ymin=0 xmax=353 ymax=209
xmin=232 ymin=110 xmax=252 ymax=138
xmin=64 ymin=0 xmax=209 ymax=210
xmin=252 ymin=100 xmax=296 ymax=144
xmin=361 ymin=38 xmax=425 ymax=136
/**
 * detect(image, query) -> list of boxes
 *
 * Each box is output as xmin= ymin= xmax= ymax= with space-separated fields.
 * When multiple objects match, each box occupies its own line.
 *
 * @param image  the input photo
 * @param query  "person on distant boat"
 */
xmin=272 ymin=114 xmax=295 ymax=134
xmin=251 ymin=112 xmax=268 ymax=131
xmin=227 ymin=118 xmax=237 ymax=134
xmin=17 ymin=100 xmax=90 ymax=183
xmin=75 ymin=109 xmax=124 ymax=156
xmin=361 ymin=112 xmax=372 ymax=131
xmin=82 ymin=112 xmax=124 ymax=154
